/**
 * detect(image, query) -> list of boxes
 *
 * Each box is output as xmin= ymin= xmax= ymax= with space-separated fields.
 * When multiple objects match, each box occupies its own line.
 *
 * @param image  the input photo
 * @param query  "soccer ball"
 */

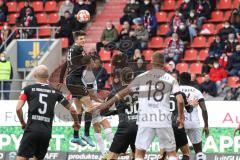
xmin=76 ymin=10 xmax=90 ymax=23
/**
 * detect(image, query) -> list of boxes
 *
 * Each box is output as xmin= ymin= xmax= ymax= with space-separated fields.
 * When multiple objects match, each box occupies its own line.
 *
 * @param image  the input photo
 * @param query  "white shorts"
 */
xmin=135 ymin=126 xmax=176 ymax=152
xmin=185 ymin=128 xmax=202 ymax=144
xmin=92 ymin=110 xmax=106 ymax=124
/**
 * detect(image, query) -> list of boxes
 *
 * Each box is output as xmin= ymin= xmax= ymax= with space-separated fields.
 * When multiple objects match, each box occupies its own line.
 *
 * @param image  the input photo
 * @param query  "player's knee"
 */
xmin=196 ymin=152 xmax=206 ymax=160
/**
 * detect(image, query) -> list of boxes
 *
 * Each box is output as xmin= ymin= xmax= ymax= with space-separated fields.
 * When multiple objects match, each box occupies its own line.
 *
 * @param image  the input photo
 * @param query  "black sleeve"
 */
xmin=57 ymin=92 xmax=69 ymax=107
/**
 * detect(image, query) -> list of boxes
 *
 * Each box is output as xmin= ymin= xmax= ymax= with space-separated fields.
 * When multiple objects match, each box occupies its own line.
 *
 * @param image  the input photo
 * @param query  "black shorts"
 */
xmin=17 ymin=131 xmax=51 ymax=159
xmin=173 ymin=127 xmax=188 ymax=150
xmin=110 ymin=120 xmax=138 ymax=154
xmin=66 ymin=75 xmax=89 ymax=98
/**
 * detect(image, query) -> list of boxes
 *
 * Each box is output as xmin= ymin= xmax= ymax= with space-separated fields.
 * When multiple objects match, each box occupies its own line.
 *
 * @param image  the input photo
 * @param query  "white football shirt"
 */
xmin=180 ymin=85 xmax=204 ymax=129
xmin=129 ymin=68 xmax=180 ymax=128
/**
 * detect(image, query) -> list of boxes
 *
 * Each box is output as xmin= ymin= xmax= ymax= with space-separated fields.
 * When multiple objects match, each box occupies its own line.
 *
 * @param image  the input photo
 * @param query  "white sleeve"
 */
xmin=129 ymin=76 xmax=140 ymax=92
xmin=171 ymin=79 xmax=180 ymax=94
xmin=196 ymin=89 xmax=204 ymax=100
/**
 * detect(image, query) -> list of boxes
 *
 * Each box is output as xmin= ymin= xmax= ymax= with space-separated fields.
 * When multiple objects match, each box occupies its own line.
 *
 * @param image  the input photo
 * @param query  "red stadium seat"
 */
xmin=157 ymin=24 xmax=169 ymax=35
xmin=7 ymin=2 xmax=17 ymax=12
xmin=199 ymin=49 xmax=209 ymax=61
xmin=183 ymin=49 xmax=198 ymax=61
xmin=48 ymin=13 xmax=59 ymax=24
xmin=189 ymin=63 xmax=203 ymax=74
xmin=148 ymin=37 xmax=163 ymax=49
xmin=167 ymin=12 xmax=175 ymax=21
xmin=163 ymin=37 xmax=171 ymax=48
xmin=217 ymin=0 xmax=232 ymax=10
xmin=227 ymin=76 xmax=240 ymax=88
xmin=36 ymin=13 xmax=48 ymax=24
xmin=103 ymin=63 xmax=112 ymax=74
xmin=176 ymin=63 xmax=188 ymax=73
xmin=209 ymin=11 xmax=224 ymax=22
xmin=207 ymin=36 xmax=215 ymax=47
xmin=162 ymin=0 xmax=176 ymax=11
xmin=45 ymin=1 xmax=57 ymax=12
xmin=197 ymin=76 xmax=205 ymax=84
xmin=215 ymin=23 xmax=224 ymax=34
xmin=61 ymin=38 xmax=69 ymax=49
xmin=143 ymin=49 xmax=154 ymax=61
xmin=233 ymin=0 xmax=240 ymax=8
xmin=200 ymin=23 xmax=215 ymax=35
xmin=176 ymin=0 xmax=184 ymax=8
xmin=224 ymin=11 xmax=232 ymax=21
xmin=156 ymin=12 xmax=167 ymax=23
xmin=18 ymin=2 xmax=25 ymax=11
xmin=32 ymin=1 xmax=43 ymax=12
xmin=191 ymin=36 xmax=206 ymax=48
xmin=39 ymin=27 xmax=51 ymax=37
xmin=8 ymin=13 xmax=18 ymax=25
xmin=99 ymin=49 xmax=111 ymax=61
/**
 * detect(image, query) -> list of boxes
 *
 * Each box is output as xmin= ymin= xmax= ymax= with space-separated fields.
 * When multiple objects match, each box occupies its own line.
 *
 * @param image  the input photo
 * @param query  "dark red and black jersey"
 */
xmin=19 ymin=83 xmax=69 ymax=135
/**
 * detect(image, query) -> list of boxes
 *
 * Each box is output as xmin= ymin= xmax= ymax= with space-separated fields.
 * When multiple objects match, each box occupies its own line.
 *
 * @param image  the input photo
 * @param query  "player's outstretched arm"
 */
xmin=199 ymin=100 xmax=209 ymax=137
xmin=97 ymin=86 xmax=131 ymax=111
xmin=176 ymin=93 xmax=184 ymax=129
xmin=16 ymin=100 xmax=26 ymax=130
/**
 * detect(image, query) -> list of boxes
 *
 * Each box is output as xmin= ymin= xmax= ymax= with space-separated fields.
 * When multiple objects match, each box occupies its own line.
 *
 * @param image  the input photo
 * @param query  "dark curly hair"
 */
xmin=120 ymin=67 xmax=134 ymax=84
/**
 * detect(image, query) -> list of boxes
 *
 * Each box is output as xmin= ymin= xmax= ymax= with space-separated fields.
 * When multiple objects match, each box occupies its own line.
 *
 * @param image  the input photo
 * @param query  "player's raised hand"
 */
xmin=188 ymin=98 xmax=199 ymax=107
xmin=203 ymin=127 xmax=209 ymax=138
xmin=72 ymin=122 xmax=80 ymax=131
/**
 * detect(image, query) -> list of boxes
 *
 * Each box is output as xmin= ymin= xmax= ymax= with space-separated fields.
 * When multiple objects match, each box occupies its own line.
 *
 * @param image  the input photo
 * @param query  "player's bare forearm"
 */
xmin=199 ymin=101 xmax=209 ymax=128
xmin=88 ymin=90 xmax=104 ymax=103
xmin=16 ymin=100 xmax=25 ymax=125
xmin=176 ymin=94 xmax=184 ymax=117
xmin=98 ymin=87 xmax=130 ymax=111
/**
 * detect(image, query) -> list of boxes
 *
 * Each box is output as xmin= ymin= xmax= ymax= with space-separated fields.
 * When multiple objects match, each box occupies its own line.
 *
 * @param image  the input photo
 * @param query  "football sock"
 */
xmin=104 ymin=128 xmax=114 ymax=143
xmin=84 ymin=112 xmax=92 ymax=136
xmin=94 ymin=133 xmax=106 ymax=155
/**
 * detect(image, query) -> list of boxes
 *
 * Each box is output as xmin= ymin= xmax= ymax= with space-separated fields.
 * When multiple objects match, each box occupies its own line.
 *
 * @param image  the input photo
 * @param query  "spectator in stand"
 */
xmin=141 ymin=9 xmax=157 ymax=37
xmin=195 ymin=0 xmax=211 ymax=29
xmin=93 ymin=58 xmax=109 ymax=90
xmin=166 ymin=61 xmax=177 ymax=73
xmin=0 ymin=24 xmax=15 ymax=53
xmin=209 ymin=60 xmax=227 ymax=94
xmin=229 ymin=9 xmax=240 ymax=34
xmin=176 ymin=22 xmax=191 ymax=43
xmin=226 ymin=45 xmax=240 ymax=77
xmin=139 ymin=0 xmax=155 ymax=17
xmin=96 ymin=21 xmax=118 ymax=53
xmin=179 ymin=0 xmax=196 ymax=19
xmin=167 ymin=10 xmax=185 ymax=36
xmin=120 ymin=0 xmax=140 ymax=25
xmin=208 ymin=0 xmax=216 ymax=11
xmin=202 ymin=54 xmax=217 ymax=74
xmin=218 ymin=52 xmax=228 ymax=69
xmin=59 ymin=0 xmax=74 ymax=17
xmin=55 ymin=11 xmax=76 ymax=46
xmin=224 ymin=33 xmax=238 ymax=53
xmin=190 ymin=73 xmax=200 ymax=90
xmin=16 ymin=1 xmax=34 ymax=25
xmin=85 ymin=0 xmax=96 ymax=15
xmin=164 ymin=33 xmax=184 ymax=64
xmin=200 ymin=74 xmax=218 ymax=97
xmin=132 ymin=48 xmax=143 ymax=61
xmin=224 ymin=89 xmax=238 ymax=101
xmin=131 ymin=58 xmax=146 ymax=76
xmin=0 ymin=0 xmax=8 ymax=22
xmin=187 ymin=10 xmax=198 ymax=42
xmin=0 ymin=52 xmax=13 ymax=100
xmin=110 ymin=71 xmax=122 ymax=92
xmin=218 ymin=21 xmax=236 ymax=41
xmin=209 ymin=34 xmax=225 ymax=58
xmin=152 ymin=0 xmax=160 ymax=12
xmin=19 ymin=8 xmax=37 ymax=38
xmin=118 ymin=21 xmax=132 ymax=41
xmin=133 ymin=18 xmax=149 ymax=50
